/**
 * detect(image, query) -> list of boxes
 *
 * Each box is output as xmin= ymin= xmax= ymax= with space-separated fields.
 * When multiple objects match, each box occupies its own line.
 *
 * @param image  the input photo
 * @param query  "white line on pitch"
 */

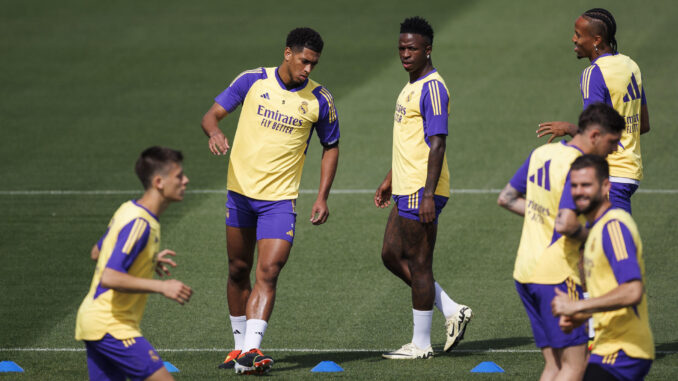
xmin=0 ymin=188 xmax=676 ymax=196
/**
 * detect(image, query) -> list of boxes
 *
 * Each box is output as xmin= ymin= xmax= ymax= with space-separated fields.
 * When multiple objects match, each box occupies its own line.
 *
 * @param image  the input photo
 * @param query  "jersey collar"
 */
xmin=586 ymin=206 xmax=615 ymax=229
xmin=409 ymin=68 xmax=437 ymax=84
xmin=591 ymin=52 xmax=615 ymax=65
xmin=274 ymin=66 xmax=309 ymax=92
xmin=560 ymin=140 xmax=584 ymax=154
xmin=132 ymin=200 xmax=159 ymax=222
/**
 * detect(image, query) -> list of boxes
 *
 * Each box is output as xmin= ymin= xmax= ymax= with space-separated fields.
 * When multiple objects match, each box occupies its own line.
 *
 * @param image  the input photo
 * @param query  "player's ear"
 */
xmin=152 ymin=174 xmax=165 ymax=191
xmin=284 ymin=47 xmax=292 ymax=61
xmin=601 ymin=177 xmax=611 ymax=195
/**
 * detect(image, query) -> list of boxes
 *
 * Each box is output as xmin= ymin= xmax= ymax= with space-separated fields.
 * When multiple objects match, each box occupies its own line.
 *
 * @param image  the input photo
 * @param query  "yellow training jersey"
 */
xmin=510 ymin=141 xmax=584 ymax=284
xmin=215 ymin=67 xmax=340 ymax=201
xmin=580 ymin=53 xmax=645 ymax=180
xmin=392 ymin=70 xmax=450 ymax=197
xmin=584 ymin=208 xmax=654 ymax=359
xmin=75 ymin=200 xmax=160 ymax=341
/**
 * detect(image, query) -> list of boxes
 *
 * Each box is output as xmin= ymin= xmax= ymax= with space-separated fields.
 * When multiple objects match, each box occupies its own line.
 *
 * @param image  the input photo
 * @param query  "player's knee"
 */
xmin=228 ymin=259 xmax=251 ymax=283
xmin=257 ymin=261 xmax=285 ymax=285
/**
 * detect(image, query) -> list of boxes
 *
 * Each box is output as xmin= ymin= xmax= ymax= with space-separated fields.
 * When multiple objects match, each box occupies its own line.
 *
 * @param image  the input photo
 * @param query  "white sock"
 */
xmin=412 ymin=309 xmax=433 ymax=349
xmin=434 ymin=281 xmax=460 ymax=319
xmin=242 ymin=319 xmax=268 ymax=351
xmin=229 ymin=315 xmax=246 ymax=351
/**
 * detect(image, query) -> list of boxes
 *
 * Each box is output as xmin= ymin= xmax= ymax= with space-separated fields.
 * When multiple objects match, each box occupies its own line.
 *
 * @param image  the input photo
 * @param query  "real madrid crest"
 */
xmin=298 ymin=101 xmax=308 ymax=114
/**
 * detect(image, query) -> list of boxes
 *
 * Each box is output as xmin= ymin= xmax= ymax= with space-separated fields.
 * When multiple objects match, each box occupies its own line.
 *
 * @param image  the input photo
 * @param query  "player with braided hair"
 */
xmin=538 ymin=8 xmax=650 ymax=215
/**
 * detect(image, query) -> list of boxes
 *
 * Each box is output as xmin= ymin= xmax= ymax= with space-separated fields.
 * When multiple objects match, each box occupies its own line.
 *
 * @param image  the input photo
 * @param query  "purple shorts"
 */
xmin=587 ymin=350 xmax=652 ymax=381
xmin=515 ymin=280 xmax=588 ymax=349
xmin=392 ymin=188 xmax=448 ymax=223
xmin=226 ymin=191 xmax=297 ymax=244
xmin=84 ymin=333 xmax=164 ymax=381
xmin=609 ymin=182 xmax=638 ymax=215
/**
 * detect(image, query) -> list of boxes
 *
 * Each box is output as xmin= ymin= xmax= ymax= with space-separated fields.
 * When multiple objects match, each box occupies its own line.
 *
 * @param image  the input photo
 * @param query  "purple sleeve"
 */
xmin=214 ymin=68 xmax=267 ymax=113
xmin=558 ymin=172 xmax=576 ymax=210
xmin=601 ymin=219 xmax=642 ymax=284
xmin=509 ymin=152 xmax=532 ymax=194
xmin=105 ymin=218 xmax=151 ymax=273
xmin=312 ymin=86 xmax=340 ymax=146
xmin=641 ymin=87 xmax=647 ymax=105
xmin=420 ymin=80 xmax=449 ymax=137
xmin=582 ymin=65 xmax=611 ymax=108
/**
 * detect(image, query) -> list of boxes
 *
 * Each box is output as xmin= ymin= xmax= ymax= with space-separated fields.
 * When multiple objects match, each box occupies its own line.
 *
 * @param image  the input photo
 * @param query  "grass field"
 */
xmin=1 ymin=0 xmax=677 ymax=379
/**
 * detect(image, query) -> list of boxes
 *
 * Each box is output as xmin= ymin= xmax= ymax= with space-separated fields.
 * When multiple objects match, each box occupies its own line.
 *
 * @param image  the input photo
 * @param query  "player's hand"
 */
xmin=419 ymin=195 xmax=436 ymax=223
xmin=374 ymin=183 xmax=392 ymax=208
xmin=155 ymin=249 xmax=177 ymax=277
xmin=208 ymin=131 xmax=230 ymax=155
xmin=310 ymin=199 xmax=329 ymax=225
xmin=559 ymin=315 xmax=575 ymax=333
xmin=161 ymin=279 xmax=193 ymax=305
xmin=537 ymin=121 xmax=576 ymax=143
xmin=551 ymin=287 xmax=577 ymax=316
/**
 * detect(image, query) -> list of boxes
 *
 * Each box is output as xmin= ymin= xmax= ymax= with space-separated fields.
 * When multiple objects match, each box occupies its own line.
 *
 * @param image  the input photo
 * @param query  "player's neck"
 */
xmin=137 ymin=190 xmax=169 ymax=217
xmin=589 ymin=46 xmax=613 ymax=62
xmin=586 ymin=200 xmax=611 ymax=224
xmin=409 ymin=62 xmax=434 ymax=83
xmin=276 ymin=66 xmax=301 ymax=90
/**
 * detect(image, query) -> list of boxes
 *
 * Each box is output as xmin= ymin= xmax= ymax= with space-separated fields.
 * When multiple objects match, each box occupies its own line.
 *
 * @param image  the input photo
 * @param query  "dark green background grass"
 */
xmin=1 ymin=0 xmax=677 ymax=379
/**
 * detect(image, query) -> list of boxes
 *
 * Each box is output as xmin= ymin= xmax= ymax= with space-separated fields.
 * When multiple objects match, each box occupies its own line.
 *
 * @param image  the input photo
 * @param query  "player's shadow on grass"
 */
xmin=655 ymin=340 xmax=678 ymax=360
xmin=276 ymin=351 xmax=381 ymax=372
xmin=432 ymin=336 xmax=535 ymax=357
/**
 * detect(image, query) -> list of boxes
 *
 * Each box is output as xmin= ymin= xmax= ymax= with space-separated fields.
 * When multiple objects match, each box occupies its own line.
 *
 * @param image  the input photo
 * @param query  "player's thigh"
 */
xmin=382 ymin=206 xmax=404 ymax=256
xmin=226 ymin=226 xmax=257 ymax=267
xmin=85 ymin=343 xmax=125 ymax=381
xmin=399 ymin=215 xmax=437 ymax=264
xmin=256 ymin=238 xmax=292 ymax=280
xmin=144 ymin=366 xmax=174 ymax=381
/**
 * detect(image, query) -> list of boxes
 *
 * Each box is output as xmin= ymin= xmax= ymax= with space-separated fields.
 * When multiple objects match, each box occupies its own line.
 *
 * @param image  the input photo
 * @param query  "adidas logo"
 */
xmin=260 ymin=93 xmax=270 ymax=99
xmin=622 ymin=74 xmax=641 ymax=103
xmin=255 ymin=331 xmax=264 ymax=336
xmin=529 ymin=160 xmax=551 ymax=190
xmin=286 ymin=230 xmax=294 ymax=237
xmin=233 ymin=330 xmax=241 ymax=334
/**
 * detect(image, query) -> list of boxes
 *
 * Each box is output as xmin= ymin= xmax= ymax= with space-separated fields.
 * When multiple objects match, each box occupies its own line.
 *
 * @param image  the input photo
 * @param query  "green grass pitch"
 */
xmin=1 ymin=0 xmax=677 ymax=379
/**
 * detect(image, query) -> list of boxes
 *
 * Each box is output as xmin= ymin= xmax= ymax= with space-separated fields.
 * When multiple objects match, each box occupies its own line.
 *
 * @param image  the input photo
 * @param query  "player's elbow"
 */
xmin=625 ymin=281 xmax=644 ymax=306
xmin=100 ymin=268 xmax=124 ymax=290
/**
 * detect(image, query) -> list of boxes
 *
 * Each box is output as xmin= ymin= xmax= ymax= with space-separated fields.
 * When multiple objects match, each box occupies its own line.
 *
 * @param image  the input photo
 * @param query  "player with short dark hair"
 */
xmin=75 ymin=146 xmax=192 ymax=381
xmin=201 ymin=26 xmax=339 ymax=374
xmin=538 ymin=8 xmax=650 ymax=214
xmin=375 ymin=16 xmax=472 ymax=360
xmin=498 ymin=103 xmax=624 ymax=380
xmin=552 ymin=154 xmax=654 ymax=381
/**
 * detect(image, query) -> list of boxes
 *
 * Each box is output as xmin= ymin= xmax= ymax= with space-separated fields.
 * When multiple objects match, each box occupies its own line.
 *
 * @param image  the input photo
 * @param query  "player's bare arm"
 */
xmin=555 ymin=209 xmax=589 ymax=241
xmin=497 ymin=183 xmax=526 ymax=216
xmin=201 ymin=102 xmax=230 ymax=155
xmin=551 ymin=280 xmax=643 ymax=317
xmin=90 ymin=244 xmax=99 ymax=261
xmin=310 ymin=145 xmax=339 ymax=225
xmin=420 ymin=134 xmax=445 ymax=223
xmin=100 ymin=267 xmax=193 ymax=305
xmin=640 ymin=104 xmax=650 ymax=134
xmin=374 ymin=170 xmax=392 ymax=208
xmin=537 ymin=121 xmax=578 ymax=143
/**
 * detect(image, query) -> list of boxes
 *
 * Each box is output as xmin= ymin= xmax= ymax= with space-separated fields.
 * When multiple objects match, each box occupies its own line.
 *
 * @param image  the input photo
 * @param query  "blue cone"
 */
xmin=471 ymin=361 xmax=504 ymax=373
xmin=311 ymin=361 xmax=344 ymax=372
xmin=164 ymin=361 xmax=179 ymax=373
xmin=0 ymin=361 xmax=24 ymax=372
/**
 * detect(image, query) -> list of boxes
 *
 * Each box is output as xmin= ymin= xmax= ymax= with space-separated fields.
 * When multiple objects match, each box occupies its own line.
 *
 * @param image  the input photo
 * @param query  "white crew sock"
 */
xmin=434 ymin=281 xmax=460 ymax=319
xmin=242 ymin=319 xmax=268 ymax=351
xmin=412 ymin=309 xmax=433 ymax=349
xmin=229 ymin=315 xmax=246 ymax=351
